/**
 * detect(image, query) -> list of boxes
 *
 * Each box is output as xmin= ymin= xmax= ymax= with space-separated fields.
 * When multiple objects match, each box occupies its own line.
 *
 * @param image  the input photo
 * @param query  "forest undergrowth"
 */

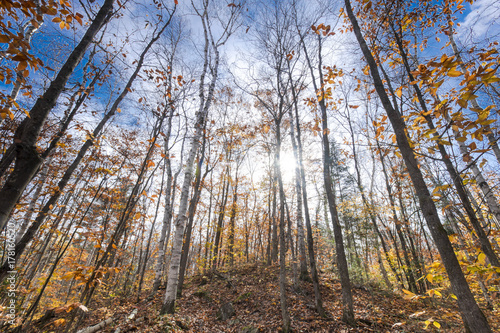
xmin=20 ymin=263 xmax=500 ymax=333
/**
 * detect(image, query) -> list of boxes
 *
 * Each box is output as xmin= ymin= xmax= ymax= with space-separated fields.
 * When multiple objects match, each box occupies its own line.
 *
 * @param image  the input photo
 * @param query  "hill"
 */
xmin=22 ymin=263 xmax=500 ymax=332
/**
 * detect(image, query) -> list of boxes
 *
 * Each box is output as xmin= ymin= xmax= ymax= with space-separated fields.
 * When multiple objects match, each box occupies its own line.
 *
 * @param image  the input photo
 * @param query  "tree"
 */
xmin=0 ymin=0 xmax=115 ymax=232
xmin=161 ymin=0 xmax=242 ymax=314
xmin=344 ymin=0 xmax=492 ymax=331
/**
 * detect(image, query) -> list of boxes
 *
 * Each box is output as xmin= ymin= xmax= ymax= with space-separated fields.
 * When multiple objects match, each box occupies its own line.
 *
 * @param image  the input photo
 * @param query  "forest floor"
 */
xmin=27 ymin=263 xmax=500 ymax=333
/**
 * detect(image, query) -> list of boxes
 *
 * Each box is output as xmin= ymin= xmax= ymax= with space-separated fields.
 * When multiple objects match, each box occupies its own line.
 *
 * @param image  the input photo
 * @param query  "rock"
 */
xmin=216 ymin=302 xmax=235 ymax=321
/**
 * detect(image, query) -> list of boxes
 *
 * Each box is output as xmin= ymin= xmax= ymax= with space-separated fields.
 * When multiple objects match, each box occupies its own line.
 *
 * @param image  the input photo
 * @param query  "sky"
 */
xmin=456 ymin=0 xmax=500 ymax=45
xmin=2 ymin=0 xmax=499 ymax=205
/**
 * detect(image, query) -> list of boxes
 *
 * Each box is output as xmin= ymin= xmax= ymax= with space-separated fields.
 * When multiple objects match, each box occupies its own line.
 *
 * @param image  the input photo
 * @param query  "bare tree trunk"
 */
xmin=286 ymin=64 xmax=308 ymax=281
xmin=15 ymin=156 xmax=51 ymax=243
xmin=161 ymin=0 xmax=236 ymax=312
xmin=211 ymin=169 xmax=229 ymax=270
xmin=302 ymin=31 xmax=354 ymax=324
xmin=137 ymin=181 xmax=163 ymax=302
xmin=228 ymin=173 xmax=238 ymax=267
xmin=178 ymin=144 xmax=209 ymax=297
xmin=296 ymin=32 xmax=326 ymax=318
xmin=275 ymin=121 xmax=291 ymax=332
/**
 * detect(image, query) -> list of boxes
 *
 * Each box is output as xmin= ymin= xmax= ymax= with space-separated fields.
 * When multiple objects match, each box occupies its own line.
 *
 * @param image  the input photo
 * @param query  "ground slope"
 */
xmin=29 ymin=263 xmax=500 ymax=332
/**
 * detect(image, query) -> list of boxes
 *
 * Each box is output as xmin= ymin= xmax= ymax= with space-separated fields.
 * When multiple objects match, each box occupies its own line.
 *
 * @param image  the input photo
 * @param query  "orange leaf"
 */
xmin=17 ymin=61 xmax=28 ymax=71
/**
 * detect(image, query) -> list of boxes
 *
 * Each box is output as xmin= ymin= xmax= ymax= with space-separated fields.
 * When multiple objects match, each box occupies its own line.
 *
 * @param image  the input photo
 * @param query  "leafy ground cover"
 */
xmin=26 ymin=263 xmax=500 ymax=332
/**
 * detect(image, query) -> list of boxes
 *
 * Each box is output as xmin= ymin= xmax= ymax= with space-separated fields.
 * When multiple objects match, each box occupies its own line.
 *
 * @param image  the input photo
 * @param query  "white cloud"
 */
xmin=457 ymin=0 xmax=500 ymax=45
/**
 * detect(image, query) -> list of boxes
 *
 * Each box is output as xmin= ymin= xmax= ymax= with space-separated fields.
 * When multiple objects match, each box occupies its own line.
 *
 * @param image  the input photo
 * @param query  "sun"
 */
xmin=279 ymin=151 xmax=297 ymax=184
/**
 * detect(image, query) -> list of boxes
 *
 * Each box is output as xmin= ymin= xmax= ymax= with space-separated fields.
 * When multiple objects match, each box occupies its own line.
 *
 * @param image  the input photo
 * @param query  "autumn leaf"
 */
xmin=447 ymin=68 xmax=462 ymax=77
xmin=478 ymin=252 xmax=486 ymax=266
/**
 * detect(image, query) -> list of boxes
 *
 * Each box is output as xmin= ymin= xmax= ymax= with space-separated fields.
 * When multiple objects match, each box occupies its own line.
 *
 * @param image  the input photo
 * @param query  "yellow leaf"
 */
xmin=59 ymin=21 xmax=65 ymax=30
xmin=402 ymin=289 xmax=416 ymax=300
xmin=483 ymin=76 xmax=500 ymax=84
xmin=112 ymin=243 xmax=117 ymax=249
xmin=462 ymin=92 xmax=478 ymax=101
xmin=478 ymin=252 xmax=486 ymax=265
xmin=53 ymin=319 xmax=66 ymax=327
xmin=94 ymin=244 xmax=101 ymax=248
xmin=457 ymin=98 xmax=468 ymax=109
xmin=426 ymin=274 xmax=434 ymax=284
xmin=396 ymin=87 xmax=402 ymax=98
xmin=433 ymin=321 xmax=441 ymax=328
xmin=448 ymin=68 xmax=462 ymax=77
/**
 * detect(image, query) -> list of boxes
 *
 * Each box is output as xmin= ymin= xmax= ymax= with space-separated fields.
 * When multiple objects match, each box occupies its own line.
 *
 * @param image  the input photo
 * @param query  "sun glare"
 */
xmin=279 ymin=151 xmax=297 ymax=184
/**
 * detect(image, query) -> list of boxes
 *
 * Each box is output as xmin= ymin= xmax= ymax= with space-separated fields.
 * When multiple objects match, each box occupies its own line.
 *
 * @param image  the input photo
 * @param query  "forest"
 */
xmin=0 ymin=0 xmax=499 ymax=332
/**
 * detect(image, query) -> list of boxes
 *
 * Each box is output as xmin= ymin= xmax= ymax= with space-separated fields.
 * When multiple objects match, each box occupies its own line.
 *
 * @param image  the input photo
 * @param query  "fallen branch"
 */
xmin=76 ymin=317 xmax=114 ymax=333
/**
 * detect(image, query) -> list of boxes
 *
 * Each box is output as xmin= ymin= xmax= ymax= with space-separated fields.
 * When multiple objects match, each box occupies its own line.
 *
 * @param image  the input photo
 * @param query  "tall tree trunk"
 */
xmin=211 ymin=169 xmax=230 ymax=270
xmin=161 ymin=2 xmax=226 ymax=312
xmin=274 ymin=121 xmax=291 ymax=332
xmin=296 ymin=31 xmax=326 ymax=317
xmin=15 ymin=156 xmax=51 ymax=243
xmin=287 ymin=62 xmax=308 ymax=281
xmin=228 ymin=173 xmax=239 ymax=267
xmin=303 ymin=31 xmax=354 ymax=324
xmin=344 ymin=1 xmax=492 ymax=330
xmin=178 ymin=145 xmax=209 ymax=297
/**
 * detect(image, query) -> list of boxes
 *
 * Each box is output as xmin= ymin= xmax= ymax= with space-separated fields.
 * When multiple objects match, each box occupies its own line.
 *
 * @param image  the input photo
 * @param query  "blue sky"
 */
xmin=457 ymin=0 xmax=500 ymax=45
